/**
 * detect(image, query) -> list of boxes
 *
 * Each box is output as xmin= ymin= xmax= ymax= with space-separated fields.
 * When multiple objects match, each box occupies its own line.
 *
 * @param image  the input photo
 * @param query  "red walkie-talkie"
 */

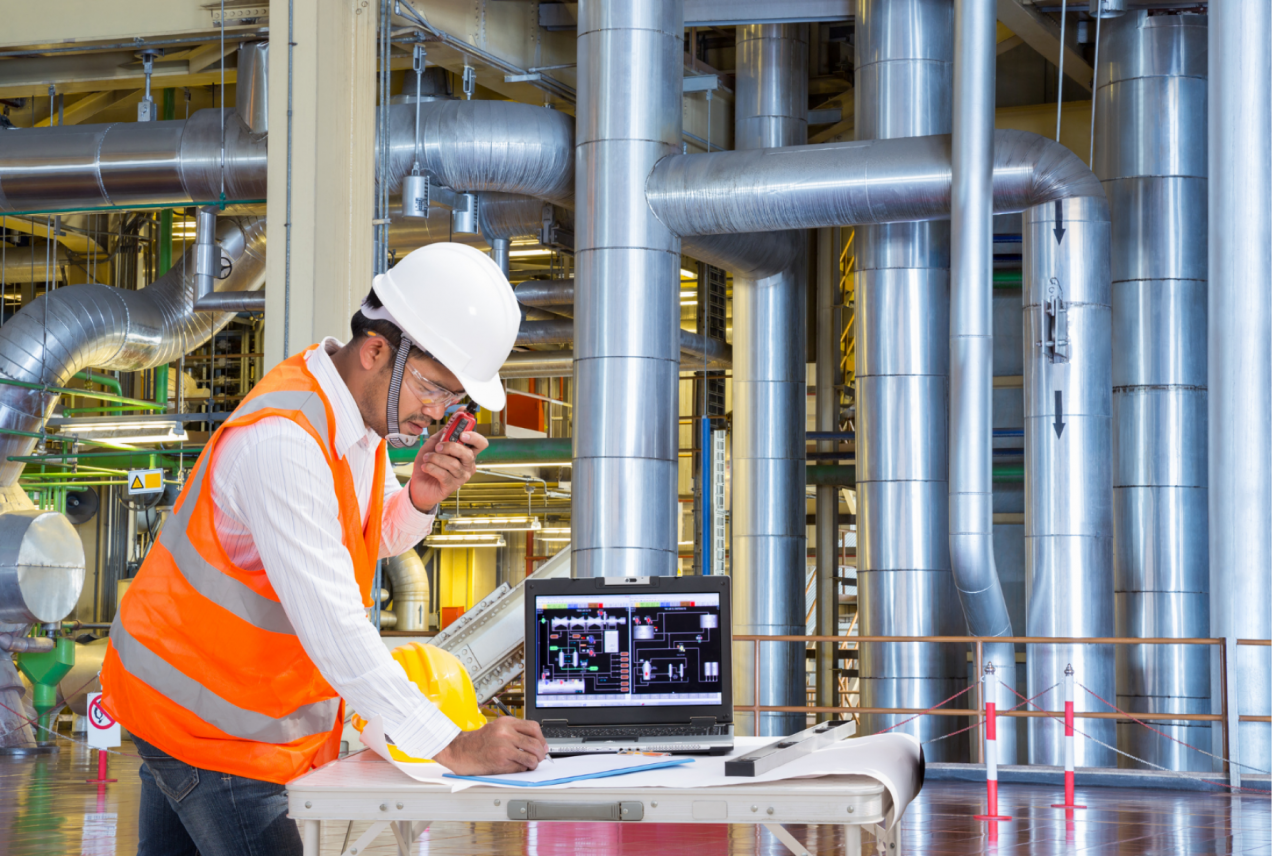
xmin=438 ymin=402 xmax=480 ymax=447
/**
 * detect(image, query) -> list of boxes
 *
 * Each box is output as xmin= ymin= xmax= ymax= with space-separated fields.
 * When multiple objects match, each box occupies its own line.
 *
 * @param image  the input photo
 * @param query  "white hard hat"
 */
xmin=368 ymin=243 xmax=520 ymax=411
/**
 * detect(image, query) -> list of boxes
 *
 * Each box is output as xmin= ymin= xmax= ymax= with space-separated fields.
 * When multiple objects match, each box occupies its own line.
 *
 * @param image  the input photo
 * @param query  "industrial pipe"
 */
xmin=571 ymin=1 xmax=684 ymax=578
xmin=384 ymin=550 xmax=430 ymax=632
xmin=1097 ymin=11 xmax=1210 ymax=772
xmin=730 ymin=22 xmax=808 ymax=739
xmin=1209 ymin=0 xmax=1272 ymax=771
xmin=0 ymin=216 xmax=266 ymax=486
xmin=950 ymin=0 xmax=1017 ymax=763
xmin=0 ymin=632 xmax=54 ymax=653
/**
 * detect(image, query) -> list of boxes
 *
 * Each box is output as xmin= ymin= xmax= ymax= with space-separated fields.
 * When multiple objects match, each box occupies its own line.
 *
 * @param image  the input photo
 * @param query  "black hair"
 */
xmin=350 ymin=287 xmax=427 ymax=360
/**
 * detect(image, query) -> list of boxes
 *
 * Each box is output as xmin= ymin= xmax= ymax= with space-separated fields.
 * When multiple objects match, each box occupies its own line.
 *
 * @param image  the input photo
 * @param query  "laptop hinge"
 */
xmin=689 ymin=716 xmax=717 ymax=727
xmin=542 ymin=719 xmax=570 ymax=728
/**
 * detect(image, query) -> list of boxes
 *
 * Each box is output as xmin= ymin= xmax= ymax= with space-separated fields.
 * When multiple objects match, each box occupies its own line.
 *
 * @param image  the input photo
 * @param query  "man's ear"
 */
xmin=358 ymin=335 xmax=391 ymax=372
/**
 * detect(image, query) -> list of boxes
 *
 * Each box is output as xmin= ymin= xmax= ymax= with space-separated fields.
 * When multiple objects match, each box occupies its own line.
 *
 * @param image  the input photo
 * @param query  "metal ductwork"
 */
xmin=1096 ymin=12 xmax=1210 ymax=772
xmin=730 ymin=22 xmax=808 ymax=739
xmin=384 ymin=549 xmax=430 ymax=632
xmin=646 ymin=131 xmax=1104 ymax=234
xmin=0 ymin=109 xmax=265 ymax=214
xmin=0 ymin=216 xmax=266 ymax=487
xmin=950 ymin=0 xmax=1018 ymax=764
xmin=384 ymin=101 xmax=574 ymax=205
xmin=853 ymin=0 xmax=959 ymax=758
xmin=1209 ymin=0 xmax=1272 ymax=773
xmin=571 ymin=1 xmax=683 ymax=579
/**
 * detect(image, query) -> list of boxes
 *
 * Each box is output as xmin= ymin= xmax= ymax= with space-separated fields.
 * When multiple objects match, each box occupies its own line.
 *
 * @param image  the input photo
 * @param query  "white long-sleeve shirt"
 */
xmin=208 ymin=337 xmax=460 ymax=760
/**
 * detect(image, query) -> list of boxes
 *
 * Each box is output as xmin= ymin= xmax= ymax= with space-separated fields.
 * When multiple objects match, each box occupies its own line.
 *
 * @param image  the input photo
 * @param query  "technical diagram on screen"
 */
xmin=533 ymin=591 xmax=724 ymax=708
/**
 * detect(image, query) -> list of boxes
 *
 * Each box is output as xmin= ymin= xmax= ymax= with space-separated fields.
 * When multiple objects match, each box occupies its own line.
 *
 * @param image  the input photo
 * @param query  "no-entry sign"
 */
xmin=86 ymin=693 xmax=120 ymax=749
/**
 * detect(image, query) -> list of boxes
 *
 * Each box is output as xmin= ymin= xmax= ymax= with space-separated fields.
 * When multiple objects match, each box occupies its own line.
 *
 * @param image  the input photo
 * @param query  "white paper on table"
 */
xmin=359 ymin=718 xmax=922 ymax=826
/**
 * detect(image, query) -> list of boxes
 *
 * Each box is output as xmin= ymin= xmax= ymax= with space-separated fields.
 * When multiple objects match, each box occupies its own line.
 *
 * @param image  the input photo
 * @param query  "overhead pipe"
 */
xmin=571 ymin=1 xmax=684 ymax=578
xmin=191 ymin=206 xmax=267 ymax=313
xmin=0 ymin=110 xmax=266 ymax=214
xmin=1209 ymin=0 xmax=1272 ymax=771
xmin=1096 ymin=12 xmax=1210 ymax=772
xmin=0 ymin=216 xmax=266 ymax=486
xmin=383 ymin=550 xmax=430 ymax=632
xmin=730 ymin=22 xmax=808 ymax=739
xmin=951 ymin=0 xmax=1017 ymax=763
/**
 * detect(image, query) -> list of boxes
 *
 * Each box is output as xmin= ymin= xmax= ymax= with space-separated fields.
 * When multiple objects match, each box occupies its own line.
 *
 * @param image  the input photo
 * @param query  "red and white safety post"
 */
xmin=974 ymin=662 xmax=1012 ymax=822
xmin=1051 ymin=664 xmax=1086 ymax=809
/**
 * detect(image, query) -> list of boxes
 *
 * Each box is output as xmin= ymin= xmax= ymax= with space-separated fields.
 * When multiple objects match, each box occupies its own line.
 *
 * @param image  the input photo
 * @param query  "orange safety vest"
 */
xmin=101 ymin=346 xmax=387 ymax=785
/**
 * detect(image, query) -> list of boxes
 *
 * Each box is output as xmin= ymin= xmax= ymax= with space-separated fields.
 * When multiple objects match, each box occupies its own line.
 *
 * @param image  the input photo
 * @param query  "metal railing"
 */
xmin=735 ymin=633 xmax=1272 ymax=777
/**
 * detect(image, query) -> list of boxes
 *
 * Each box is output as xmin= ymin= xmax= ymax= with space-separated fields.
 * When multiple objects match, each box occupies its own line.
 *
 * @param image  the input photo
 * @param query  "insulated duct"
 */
xmin=1209 ymin=0 xmax=1272 ymax=772
xmin=384 ymin=549 xmax=430 ymax=632
xmin=571 ymin=1 xmax=683 ymax=578
xmin=950 ymin=0 xmax=1018 ymax=764
xmin=730 ymin=23 xmax=808 ymax=738
xmin=647 ymin=124 xmax=1107 ymax=762
xmin=1096 ymin=12 xmax=1210 ymax=772
xmin=853 ymin=0 xmax=959 ymax=757
xmin=0 ymin=216 xmax=266 ymax=487
xmin=0 ymin=110 xmax=265 ymax=213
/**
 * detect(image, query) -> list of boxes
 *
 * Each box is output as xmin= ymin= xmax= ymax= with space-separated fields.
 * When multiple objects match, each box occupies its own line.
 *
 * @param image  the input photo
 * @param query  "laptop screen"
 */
xmin=532 ymin=591 xmax=725 ymax=709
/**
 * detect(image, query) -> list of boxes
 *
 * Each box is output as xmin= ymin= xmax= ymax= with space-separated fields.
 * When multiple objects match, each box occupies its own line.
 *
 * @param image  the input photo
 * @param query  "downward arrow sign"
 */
xmin=1053 ymin=200 xmax=1066 ymax=244
xmin=1053 ymin=390 xmax=1066 ymax=438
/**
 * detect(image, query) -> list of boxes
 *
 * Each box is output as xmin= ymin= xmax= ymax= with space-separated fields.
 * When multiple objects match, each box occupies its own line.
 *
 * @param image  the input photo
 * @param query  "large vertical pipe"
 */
xmin=572 ymin=2 xmax=683 ymax=578
xmin=1023 ymin=195 xmax=1116 ymax=766
xmin=854 ymin=0 xmax=964 ymax=756
xmin=1097 ymin=12 xmax=1210 ymax=772
xmin=731 ymin=23 xmax=808 ymax=737
xmin=815 ymin=227 xmax=840 ymax=718
xmin=1209 ymin=0 xmax=1272 ymax=772
xmin=950 ymin=0 xmax=1017 ymax=763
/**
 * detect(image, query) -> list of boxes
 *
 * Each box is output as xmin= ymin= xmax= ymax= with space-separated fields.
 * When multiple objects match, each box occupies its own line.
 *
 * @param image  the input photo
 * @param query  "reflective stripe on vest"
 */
xmin=155 ymin=388 xmax=333 ymax=636
xmin=109 ymin=616 xmax=340 ymax=744
xmin=108 ymin=386 xmax=340 ymax=737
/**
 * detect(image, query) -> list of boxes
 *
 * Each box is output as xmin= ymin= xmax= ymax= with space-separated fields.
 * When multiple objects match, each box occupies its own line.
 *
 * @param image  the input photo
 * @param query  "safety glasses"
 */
xmin=401 ymin=359 xmax=466 ymax=409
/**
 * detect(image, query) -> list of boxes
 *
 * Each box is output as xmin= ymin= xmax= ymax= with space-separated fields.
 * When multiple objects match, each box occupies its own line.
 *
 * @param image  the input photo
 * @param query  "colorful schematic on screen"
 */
xmin=533 ymin=592 xmax=724 ymax=708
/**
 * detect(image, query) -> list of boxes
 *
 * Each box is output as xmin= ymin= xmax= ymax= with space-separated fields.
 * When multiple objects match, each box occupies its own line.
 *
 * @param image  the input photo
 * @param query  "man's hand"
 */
xmin=408 ymin=429 xmax=489 ymax=511
xmin=433 ymin=717 xmax=548 ymax=775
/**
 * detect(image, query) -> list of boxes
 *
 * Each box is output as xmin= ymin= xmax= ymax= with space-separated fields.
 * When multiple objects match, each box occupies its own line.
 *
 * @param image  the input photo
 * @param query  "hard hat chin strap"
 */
xmin=386 ymin=333 xmax=422 ymax=449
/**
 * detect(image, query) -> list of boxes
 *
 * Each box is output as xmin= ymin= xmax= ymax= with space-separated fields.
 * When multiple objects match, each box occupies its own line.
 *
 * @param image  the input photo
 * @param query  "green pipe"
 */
xmin=993 ymin=270 xmax=1022 ymax=289
xmin=0 ymin=199 xmax=267 ymax=218
xmin=388 ymin=437 xmax=573 ymax=467
xmin=9 ymin=448 xmax=202 ymax=463
xmin=73 ymin=371 xmax=122 ymax=398
xmin=807 ymin=464 xmax=855 ymax=486
xmin=63 ymin=406 xmax=166 ymax=415
xmin=992 ymin=464 xmax=1024 ymax=483
xmin=0 ymin=375 xmax=164 ymax=409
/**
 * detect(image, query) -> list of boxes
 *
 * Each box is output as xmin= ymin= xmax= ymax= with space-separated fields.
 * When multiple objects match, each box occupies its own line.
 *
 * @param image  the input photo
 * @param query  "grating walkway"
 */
xmin=0 ymin=740 xmax=1268 ymax=855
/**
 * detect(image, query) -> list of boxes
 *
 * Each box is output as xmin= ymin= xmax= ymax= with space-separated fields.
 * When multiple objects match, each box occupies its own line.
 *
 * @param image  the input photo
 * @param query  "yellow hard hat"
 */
xmin=351 ymin=642 xmax=487 ymax=763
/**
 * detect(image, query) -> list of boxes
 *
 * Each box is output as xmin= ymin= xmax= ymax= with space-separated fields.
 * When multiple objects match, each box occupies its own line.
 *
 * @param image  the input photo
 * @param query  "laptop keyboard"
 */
xmin=543 ymin=725 xmax=730 ymax=739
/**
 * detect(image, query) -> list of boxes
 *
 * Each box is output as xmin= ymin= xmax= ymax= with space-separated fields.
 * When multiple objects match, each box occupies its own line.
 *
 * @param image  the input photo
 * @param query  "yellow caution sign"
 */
xmin=127 ymin=468 xmax=164 ymax=495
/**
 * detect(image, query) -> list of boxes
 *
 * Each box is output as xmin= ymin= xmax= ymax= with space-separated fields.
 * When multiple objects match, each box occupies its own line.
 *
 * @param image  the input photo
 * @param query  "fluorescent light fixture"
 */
xmin=478 ymin=460 xmax=573 ymax=469
xmin=424 ymin=533 xmax=507 ymax=548
xmin=538 ymin=527 xmax=570 ymax=535
xmin=447 ymin=515 xmax=542 ymax=533
xmin=509 ymin=249 xmax=553 ymax=258
xmin=538 ymin=535 xmax=571 ymax=542
xmin=680 ymin=268 xmax=697 ymax=278
xmin=53 ymin=418 xmax=188 ymax=445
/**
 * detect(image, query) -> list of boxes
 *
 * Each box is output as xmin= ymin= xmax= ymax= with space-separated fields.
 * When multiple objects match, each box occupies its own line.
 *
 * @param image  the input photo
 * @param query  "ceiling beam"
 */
xmin=996 ymin=0 xmax=1093 ymax=91
xmin=34 ymin=89 xmax=140 ymax=126
xmin=185 ymin=40 xmax=240 ymax=74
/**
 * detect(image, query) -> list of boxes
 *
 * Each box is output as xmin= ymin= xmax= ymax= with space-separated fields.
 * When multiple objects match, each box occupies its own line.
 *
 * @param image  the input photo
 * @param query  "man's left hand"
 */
xmin=408 ymin=429 xmax=489 ymax=511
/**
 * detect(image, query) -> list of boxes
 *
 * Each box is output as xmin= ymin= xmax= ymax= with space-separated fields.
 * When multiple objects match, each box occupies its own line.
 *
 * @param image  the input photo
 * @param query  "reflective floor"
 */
xmin=1 ymin=740 xmax=1268 ymax=855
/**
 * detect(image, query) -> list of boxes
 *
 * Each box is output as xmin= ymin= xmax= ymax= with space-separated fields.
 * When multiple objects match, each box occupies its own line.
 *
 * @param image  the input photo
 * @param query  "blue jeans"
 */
xmin=135 ymin=736 xmax=302 ymax=856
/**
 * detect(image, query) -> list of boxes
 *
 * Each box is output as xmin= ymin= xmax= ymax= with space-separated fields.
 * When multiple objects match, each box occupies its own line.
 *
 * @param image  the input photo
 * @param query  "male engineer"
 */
xmin=102 ymin=243 xmax=548 ymax=855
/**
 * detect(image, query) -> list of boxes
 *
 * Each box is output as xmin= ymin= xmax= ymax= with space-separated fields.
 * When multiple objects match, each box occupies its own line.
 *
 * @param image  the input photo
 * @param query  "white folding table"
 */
xmin=287 ymin=749 xmax=905 ymax=856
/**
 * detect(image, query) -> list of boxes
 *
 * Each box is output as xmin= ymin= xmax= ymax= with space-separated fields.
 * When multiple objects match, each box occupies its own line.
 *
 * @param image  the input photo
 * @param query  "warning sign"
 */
xmin=86 ymin=693 xmax=120 ymax=749
xmin=126 ymin=468 xmax=164 ymax=495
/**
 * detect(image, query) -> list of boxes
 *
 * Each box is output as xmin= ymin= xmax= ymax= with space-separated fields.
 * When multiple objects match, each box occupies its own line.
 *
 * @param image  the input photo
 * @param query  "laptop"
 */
xmin=523 ymin=575 xmax=734 ymax=755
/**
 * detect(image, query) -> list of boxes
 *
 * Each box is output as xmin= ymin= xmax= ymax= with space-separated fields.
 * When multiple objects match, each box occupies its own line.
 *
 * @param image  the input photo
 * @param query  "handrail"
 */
xmin=734 ymin=632 xmax=1270 ymax=776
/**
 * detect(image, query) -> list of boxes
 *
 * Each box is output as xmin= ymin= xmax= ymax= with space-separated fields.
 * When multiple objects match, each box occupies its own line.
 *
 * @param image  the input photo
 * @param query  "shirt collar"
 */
xmin=306 ymin=337 xmax=383 ymax=459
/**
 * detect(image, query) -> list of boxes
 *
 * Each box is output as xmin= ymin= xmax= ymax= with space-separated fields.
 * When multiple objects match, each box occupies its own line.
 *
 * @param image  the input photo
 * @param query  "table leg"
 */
xmin=302 ymin=820 xmax=320 ymax=856
xmin=844 ymin=823 xmax=861 ymax=856
xmin=874 ymin=821 xmax=901 ymax=855
xmin=762 ymin=823 xmax=811 ymax=856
